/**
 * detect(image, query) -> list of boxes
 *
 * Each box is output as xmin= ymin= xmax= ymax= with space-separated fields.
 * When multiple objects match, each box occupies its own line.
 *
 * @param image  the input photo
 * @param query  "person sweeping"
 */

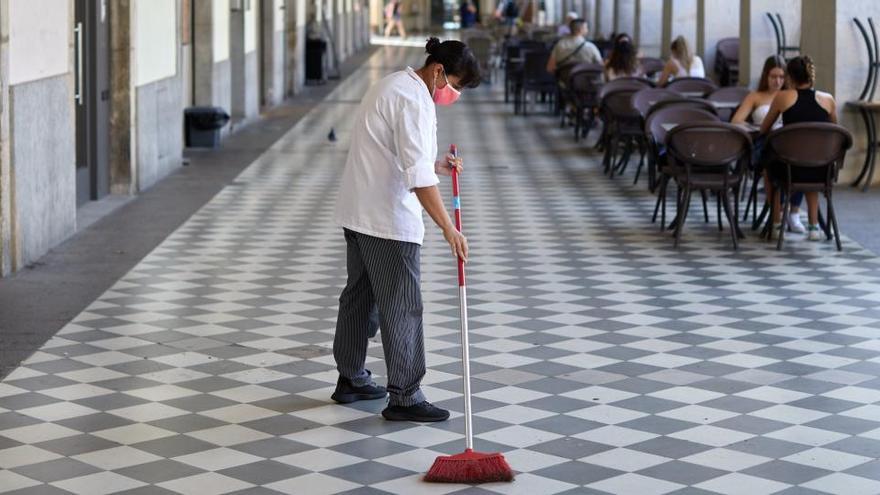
xmin=331 ymin=38 xmax=480 ymax=422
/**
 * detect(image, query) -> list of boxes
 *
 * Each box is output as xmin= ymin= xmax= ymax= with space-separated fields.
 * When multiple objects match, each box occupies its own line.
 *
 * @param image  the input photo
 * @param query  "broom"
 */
xmin=424 ymin=144 xmax=515 ymax=484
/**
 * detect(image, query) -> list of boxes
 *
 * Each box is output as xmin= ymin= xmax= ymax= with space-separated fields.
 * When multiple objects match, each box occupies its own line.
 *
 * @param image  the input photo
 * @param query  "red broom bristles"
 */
xmin=424 ymin=448 xmax=515 ymax=483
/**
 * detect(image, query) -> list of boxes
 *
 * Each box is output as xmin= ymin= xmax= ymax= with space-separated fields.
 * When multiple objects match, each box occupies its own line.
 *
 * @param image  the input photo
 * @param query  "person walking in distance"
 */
xmin=384 ymin=0 xmax=407 ymax=38
xmin=331 ymin=38 xmax=482 ymax=422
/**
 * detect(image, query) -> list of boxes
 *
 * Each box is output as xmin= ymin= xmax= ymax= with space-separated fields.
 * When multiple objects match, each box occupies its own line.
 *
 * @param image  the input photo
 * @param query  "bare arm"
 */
xmin=760 ymin=93 xmax=784 ymax=135
xmin=414 ymin=186 xmax=469 ymax=262
xmin=825 ymin=94 xmax=838 ymax=123
xmin=546 ymin=52 xmax=557 ymax=74
xmin=731 ymin=92 xmax=756 ymax=124
xmin=657 ymin=60 xmax=675 ymax=86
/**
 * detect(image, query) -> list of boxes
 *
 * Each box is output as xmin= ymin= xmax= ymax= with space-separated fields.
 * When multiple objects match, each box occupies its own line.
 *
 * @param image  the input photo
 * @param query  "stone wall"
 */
xmin=615 ymin=0 xmax=636 ymax=37
xmin=804 ymin=0 xmax=880 ymax=185
xmin=636 ymin=0 xmax=663 ymax=57
xmin=10 ymin=75 xmax=76 ymax=266
xmin=740 ymin=0 xmax=801 ymax=88
xmin=135 ymin=75 xmax=184 ymax=191
xmin=701 ymin=0 xmax=739 ymax=83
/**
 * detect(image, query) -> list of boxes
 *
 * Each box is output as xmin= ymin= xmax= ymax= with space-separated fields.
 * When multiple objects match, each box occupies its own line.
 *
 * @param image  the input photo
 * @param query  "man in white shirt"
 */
xmin=332 ymin=38 xmax=480 ymax=422
xmin=546 ymin=19 xmax=603 ymax=81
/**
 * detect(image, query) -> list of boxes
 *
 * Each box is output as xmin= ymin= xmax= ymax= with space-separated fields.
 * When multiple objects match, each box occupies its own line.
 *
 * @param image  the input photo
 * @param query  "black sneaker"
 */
xmin=382 ymin=401 xmax=449 ymax=422
xmin=331 ymin=376 xmax=387 ymax=404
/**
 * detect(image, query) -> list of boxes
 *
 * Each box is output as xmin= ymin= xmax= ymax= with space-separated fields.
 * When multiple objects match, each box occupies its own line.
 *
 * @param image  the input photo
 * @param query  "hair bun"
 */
xmin=425 ymin=37 xmax=441 ymax=55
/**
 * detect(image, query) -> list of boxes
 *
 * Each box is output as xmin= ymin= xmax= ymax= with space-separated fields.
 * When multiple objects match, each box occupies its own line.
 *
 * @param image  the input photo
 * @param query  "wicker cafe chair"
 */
xmin=715 ymin=37 xmax=740 ymax=86
xmin=665 ymin=77 xmax=719 ymax=97
xmin=596 ymin=78 xmax=654 ymax=152
xmin=665 ymin=122 xmax=752 ymax=249
xmin=639 ymin=57 xmax=666 ymax=79
xmin=766 ymin=123 xmax=853 ymax=250
xmin=600 ymin=87 xmax=647 ymax=178
xmin=708 ymin=86 xmax=750 ymax=122
xmin=632 ymin=88 xmax=688 ymax=187
xmin=562 ymin=64 xmax=603 ymax=142
xmin=645 ymin=98 xmax=718 ymax=121
xmin=515 ymin=49 xmax=556 ymax=116
xmin=465 ymin=35 xmax=495 ymax=83
xmin=647 ymin=107 xmax=721 ymax=230
xmin=632 ymin=88 xmax=681 ymax=121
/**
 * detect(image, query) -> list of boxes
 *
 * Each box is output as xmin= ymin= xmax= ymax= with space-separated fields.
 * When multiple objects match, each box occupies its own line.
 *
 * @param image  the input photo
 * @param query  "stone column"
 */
xmin=615 ymin=0 xmax=636 ymax=37
xmin=332 ymin=0 xmax=345 ymax=62
xmin=595 ymin=0 xmax=614 ymax=39
xmin=0 ymin=0 xmax=13 ymax=275
xmin=283 ymin=0 xmax=303 ymax=95
xmin=345 ymin=0 xmax=354 ymax=56
xmin=193 ymin=0 xmax=232 ymax=112
xmin=801 ymin=0 xmax=880 ymax=185
xmin=109 ymin=0 xmax=134 ymax=196
xmin=662 ymin=0 xmax=697 ymax=59
xmin=578 ymin=0 xmax=594 ymax=34
xmin=229 ymin=2 xmax=259 ymax=125
xmin=739 ymin=0 xmax=801 ymax=88
xmin=261 ymin=0 xmax=284 ymax=106
xmin=362 ymin=0 xmax=370 ymax=46
xmin=635 ymin=0 xmax=662 ymax=57
xmin=699 ymin=0 xmax=738 ymax=83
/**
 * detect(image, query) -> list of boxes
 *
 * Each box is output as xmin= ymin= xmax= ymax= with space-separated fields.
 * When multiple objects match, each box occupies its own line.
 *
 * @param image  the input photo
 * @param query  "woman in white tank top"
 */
xmin=732 ymin=55 xmax=803 ymax=232
xmin=658 ymin=36 xmax=705 ymax=86
xmin=732 ymin=55 xmax=786 ymax=128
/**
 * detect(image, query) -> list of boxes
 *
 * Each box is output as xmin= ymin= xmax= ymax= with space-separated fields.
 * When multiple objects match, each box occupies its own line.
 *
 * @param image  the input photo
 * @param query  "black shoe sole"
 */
xmin=331 ymin=391 xmax=387 ymax=404
xmin=381 ymin=409 xmax=450 ymax=422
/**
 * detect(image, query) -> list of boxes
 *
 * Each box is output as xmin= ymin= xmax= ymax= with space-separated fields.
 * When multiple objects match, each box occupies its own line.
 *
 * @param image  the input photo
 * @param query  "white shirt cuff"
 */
xmin=405 ymin=161 xmax=440 ymax=190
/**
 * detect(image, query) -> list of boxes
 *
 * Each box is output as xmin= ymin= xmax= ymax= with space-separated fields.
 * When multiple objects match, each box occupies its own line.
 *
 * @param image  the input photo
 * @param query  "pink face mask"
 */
xmin=432 ymin=70 xmax=461 ymax=106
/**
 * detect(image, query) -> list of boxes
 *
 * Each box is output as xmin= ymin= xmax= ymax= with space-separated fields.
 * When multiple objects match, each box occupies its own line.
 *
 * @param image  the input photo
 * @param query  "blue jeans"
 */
xmin=754 ymin=136 xmax=803 ymax=208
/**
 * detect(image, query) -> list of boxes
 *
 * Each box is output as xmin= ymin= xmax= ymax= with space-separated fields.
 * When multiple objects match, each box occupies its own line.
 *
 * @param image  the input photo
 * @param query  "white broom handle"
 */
xmin=459 ymin=286 xmax=473 ymax=450
xmin=449 ymin=144 xmax=473 ymax=450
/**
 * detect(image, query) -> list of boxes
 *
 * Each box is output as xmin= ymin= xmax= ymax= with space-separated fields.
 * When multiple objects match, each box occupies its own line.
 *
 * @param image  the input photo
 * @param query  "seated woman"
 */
xmin=759 ymin=55 xmax=837 ymax=241
xmin=604 ymin=33 xmax=642 ymax=81
xmin=732 ymin=55 xmax=806 ymax=234
xmin=657 ymin=35 xmax=705 ymax=86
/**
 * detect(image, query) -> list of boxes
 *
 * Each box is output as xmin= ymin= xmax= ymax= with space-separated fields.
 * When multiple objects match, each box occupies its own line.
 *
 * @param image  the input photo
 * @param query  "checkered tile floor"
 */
xmin=3 ymin=46 xmax=880 ymax=495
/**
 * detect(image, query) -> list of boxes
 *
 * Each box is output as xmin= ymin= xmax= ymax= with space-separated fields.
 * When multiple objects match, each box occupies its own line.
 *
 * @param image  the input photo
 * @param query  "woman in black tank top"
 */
xmin=782 ymin=88 xmax=832 ymax=125
xmin=759 ymin=56 xmax=838 ymax=241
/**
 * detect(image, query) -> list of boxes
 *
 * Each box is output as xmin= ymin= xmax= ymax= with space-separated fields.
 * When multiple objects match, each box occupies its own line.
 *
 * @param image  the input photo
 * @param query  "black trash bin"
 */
xmin=306 ymin=39 xmax=327 ymax=84
xmin=184 ymin=106 xmax=230 ymax=148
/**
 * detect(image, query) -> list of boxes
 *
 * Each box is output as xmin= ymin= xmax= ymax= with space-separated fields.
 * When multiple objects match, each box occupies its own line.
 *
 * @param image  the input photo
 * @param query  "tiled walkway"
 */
xmin=3 ymin=46 xmax=880 ymax=495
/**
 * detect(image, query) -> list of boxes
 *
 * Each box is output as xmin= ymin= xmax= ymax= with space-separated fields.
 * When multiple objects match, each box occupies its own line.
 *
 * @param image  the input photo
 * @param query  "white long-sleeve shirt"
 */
xmin=334 ymin=67 xmax=439 ymax=245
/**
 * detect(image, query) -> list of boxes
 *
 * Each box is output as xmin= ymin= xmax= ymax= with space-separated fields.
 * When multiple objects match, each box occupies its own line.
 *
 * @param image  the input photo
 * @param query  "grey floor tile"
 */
xmin=529 ymin=437 xmax=614 ymax=459
xmin=803 ymin=415 xmax=880 ymax=435
xmin=844 ymin=459 xmax=880 ymax=481
xmin=823 ymin=436 xmax=880 ymax=458
xmin=11 ymin=457 xmax=102 ymax=483
xmin=219 ymin=460 xmax=310 ymax=485
xmin=114 ymin=459 xmax=206 ymax=484
xmin=628 ymin=437 xmax=714 ymax=459
xmin=3 ymin=486 xmax=79 ymax=495
xmin=131 ymin=435 xmax=218 ymax=458
xmin=34 ymin=434 xmax=121 ymax=457
xmin=636 ymin=460 xmax=729 ymax=485
xmin=330 ymin=437 xmax=431 ymax=460
xmin=534 ymin=460 xmax=623 ymax=485
xmin=742 ymin=460 xmax=834 ymax=485
xmin=618 ymin=415 xmax=698 ymax=435
xmin=322 ymin=461 xmax=413 ymax=485
xmin=726 ymin=437 xmax=812 ymax=458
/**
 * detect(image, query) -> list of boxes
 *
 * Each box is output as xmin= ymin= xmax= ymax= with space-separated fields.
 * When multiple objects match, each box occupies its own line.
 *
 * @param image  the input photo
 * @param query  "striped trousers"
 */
xmin=334 ymin=228 xmax=426 ymax=407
